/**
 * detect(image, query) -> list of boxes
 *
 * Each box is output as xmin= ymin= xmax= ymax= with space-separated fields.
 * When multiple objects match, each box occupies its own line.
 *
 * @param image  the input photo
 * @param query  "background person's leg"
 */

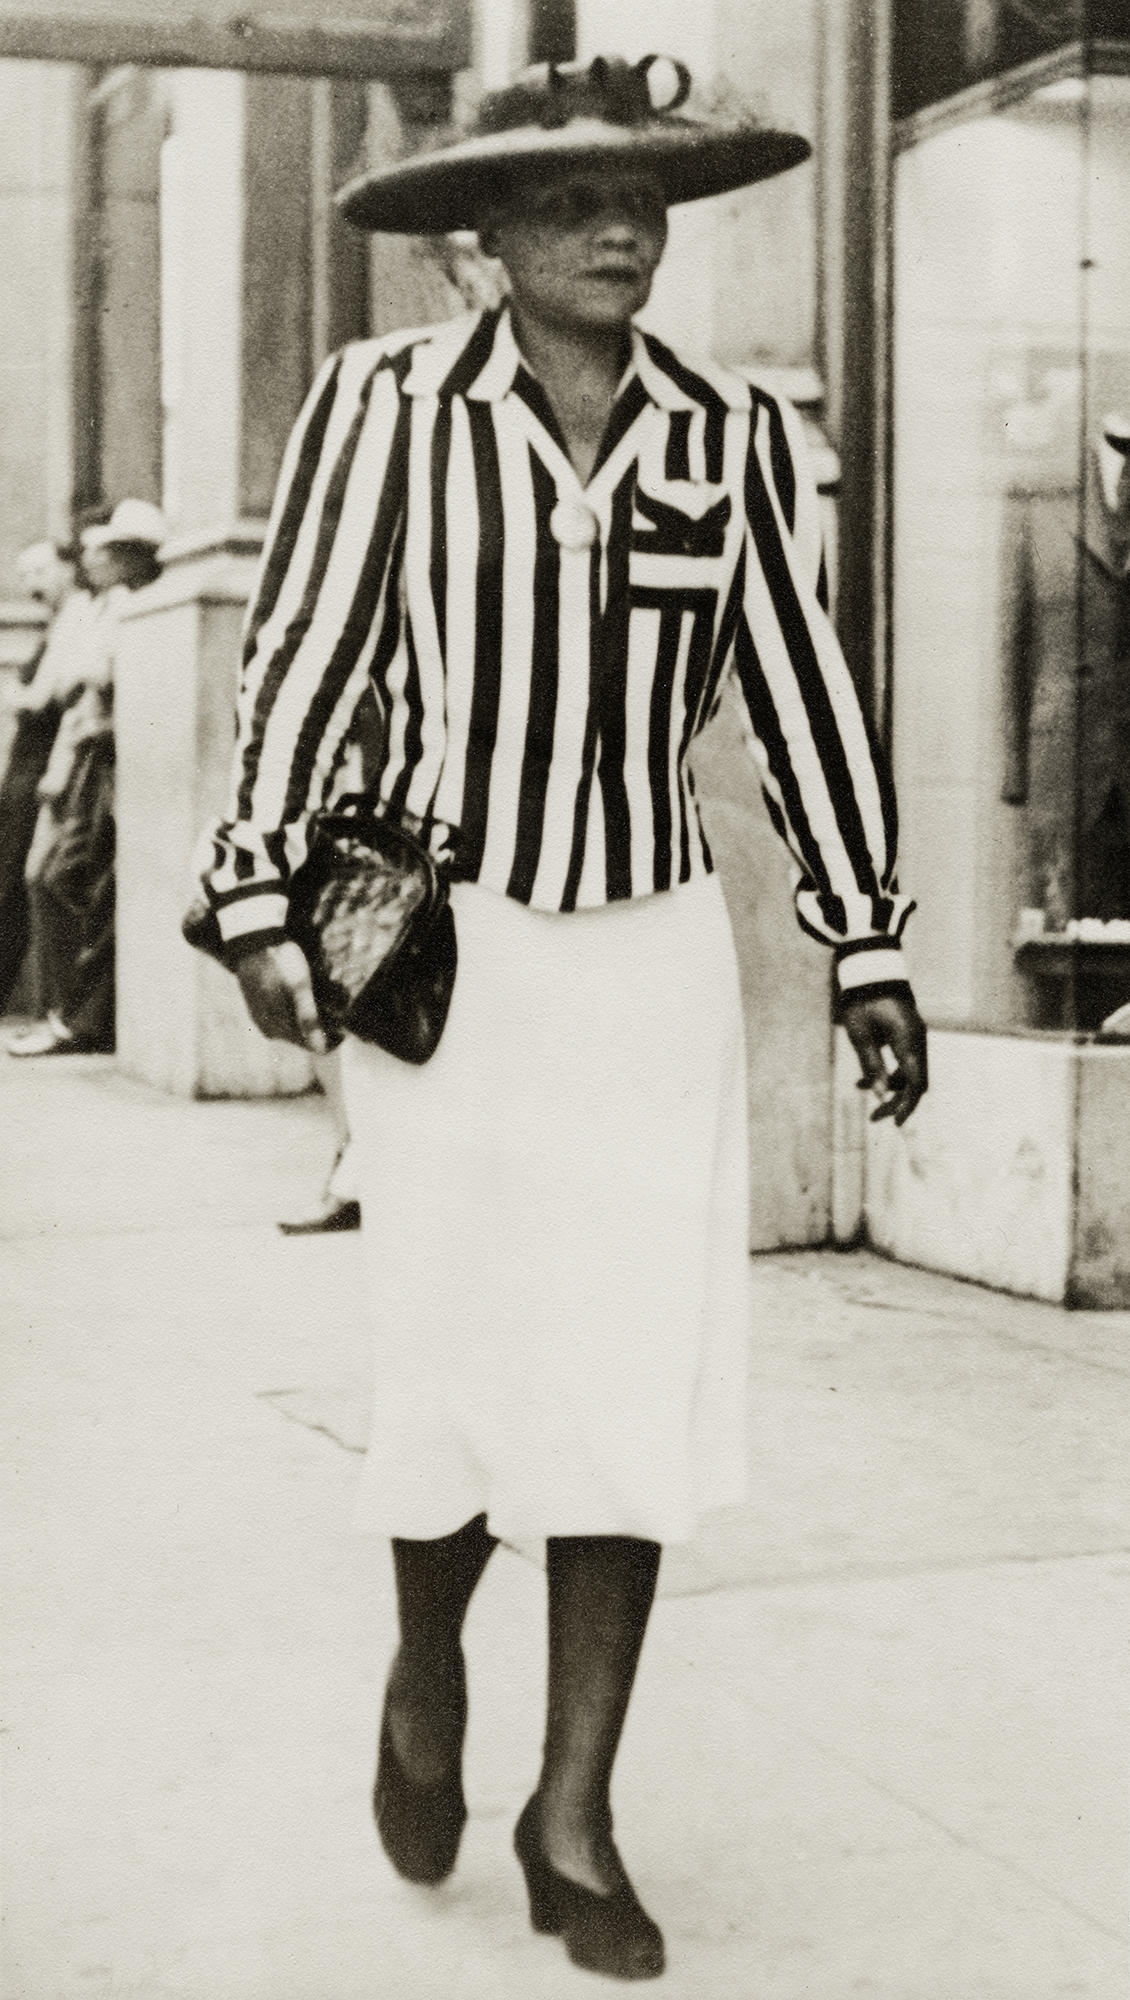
xmin=57 ymin=859 xmax=115 ymax=1051
xmin=5 ymin=874 xmax=79 ymax=1051
xmin=278 ymin=1047 xmax=360 ymax=1232
xmin=317 ymin=1046 xmax=350 ymax=1155
xmin=0 ymin=715 xmax=55 ymax=1010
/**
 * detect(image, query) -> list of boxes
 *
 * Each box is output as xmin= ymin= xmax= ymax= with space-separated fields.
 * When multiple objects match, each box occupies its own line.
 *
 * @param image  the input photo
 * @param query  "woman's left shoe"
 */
xmin=373 ymin=1650 xmax=468 ymax=1884
xmin=513 ymin=1794 xmax=666 ymax=1981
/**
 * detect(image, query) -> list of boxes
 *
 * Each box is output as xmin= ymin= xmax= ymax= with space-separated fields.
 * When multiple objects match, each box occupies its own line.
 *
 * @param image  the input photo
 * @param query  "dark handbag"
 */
xmin=182 ymin=800 xmax=457 ymax=1064
xmin=288 ymin=803 xmax=456 ymax=1062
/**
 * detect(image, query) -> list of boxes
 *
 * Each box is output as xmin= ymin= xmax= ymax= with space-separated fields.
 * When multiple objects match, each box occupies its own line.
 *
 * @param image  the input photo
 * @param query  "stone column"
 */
xmin=93 ymin=65 xmax=164 ymax=511
xmin=0 ymin=59 xmax=78 ymax=585
xmin=158 ymin=71 xmax=246 ymax=534
xmin=114 ymin=69 xmax=316 ymax=1096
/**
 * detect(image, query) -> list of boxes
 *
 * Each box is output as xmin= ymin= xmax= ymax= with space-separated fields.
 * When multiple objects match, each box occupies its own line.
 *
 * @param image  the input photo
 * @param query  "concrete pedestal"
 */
xmin=835 ymin=1024 xmax=1130 ymax=1307
xmin=113 ymin=537 xmax=313 ymax=1099
xmin=695 ymin=680 xmax=835 ymax=1250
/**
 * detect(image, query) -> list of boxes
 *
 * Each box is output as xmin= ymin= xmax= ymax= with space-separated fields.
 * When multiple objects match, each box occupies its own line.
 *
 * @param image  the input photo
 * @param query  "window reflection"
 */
xmin=892 ymin=56 xmax=1130 ymax=1030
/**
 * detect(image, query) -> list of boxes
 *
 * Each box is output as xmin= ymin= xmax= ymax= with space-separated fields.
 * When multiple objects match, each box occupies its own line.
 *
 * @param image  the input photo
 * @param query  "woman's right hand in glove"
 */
xmin=235 ymin=940 xmax=328 ymax=1055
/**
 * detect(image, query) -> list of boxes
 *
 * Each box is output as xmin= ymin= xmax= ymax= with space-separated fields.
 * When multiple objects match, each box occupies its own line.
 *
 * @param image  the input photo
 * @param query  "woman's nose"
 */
xmin=593 ymin=213 xmax=639 ymax=246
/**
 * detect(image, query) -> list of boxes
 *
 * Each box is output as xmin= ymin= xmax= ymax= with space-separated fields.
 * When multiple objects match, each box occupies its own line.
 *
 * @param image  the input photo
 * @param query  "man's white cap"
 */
xmin=83 ymin=497 xmax=167 ymax=550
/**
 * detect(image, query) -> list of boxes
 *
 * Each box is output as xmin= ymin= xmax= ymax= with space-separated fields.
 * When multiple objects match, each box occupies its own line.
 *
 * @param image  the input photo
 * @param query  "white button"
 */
xmin=550 ymin=498 xmax=599 ymax=550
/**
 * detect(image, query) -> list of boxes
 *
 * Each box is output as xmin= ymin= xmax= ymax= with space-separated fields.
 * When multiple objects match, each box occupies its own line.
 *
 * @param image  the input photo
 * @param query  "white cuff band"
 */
xmin=836 ymin=946 xmax=909 ymax=992
xmin=217 ymin=892 xmax=289 ymax=943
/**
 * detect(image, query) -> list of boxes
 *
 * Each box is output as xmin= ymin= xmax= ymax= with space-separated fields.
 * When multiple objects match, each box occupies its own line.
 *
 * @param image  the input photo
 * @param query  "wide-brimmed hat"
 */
xmin=82 ymin=497 xmax=167 ymax=551
xmin=336 ymin=54 xmax=811 ymax=236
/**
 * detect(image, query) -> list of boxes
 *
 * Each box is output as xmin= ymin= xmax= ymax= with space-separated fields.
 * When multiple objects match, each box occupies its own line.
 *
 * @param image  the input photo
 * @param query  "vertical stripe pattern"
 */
xmin=201 ymin=308 xmax=913 ymax=979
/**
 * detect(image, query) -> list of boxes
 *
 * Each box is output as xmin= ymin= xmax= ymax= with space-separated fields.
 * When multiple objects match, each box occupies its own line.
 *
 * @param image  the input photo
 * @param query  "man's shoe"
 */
xmin=6 ymin=1019 xmax=76 ymax=1057
xmin=278 ymin=1197 xmax=361 ymax=1235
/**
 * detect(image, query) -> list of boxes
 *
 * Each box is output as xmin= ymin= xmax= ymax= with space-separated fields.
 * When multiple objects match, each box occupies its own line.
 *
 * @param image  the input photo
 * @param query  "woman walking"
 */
xmin=189 ymin=56 xmax=927 ymax=1980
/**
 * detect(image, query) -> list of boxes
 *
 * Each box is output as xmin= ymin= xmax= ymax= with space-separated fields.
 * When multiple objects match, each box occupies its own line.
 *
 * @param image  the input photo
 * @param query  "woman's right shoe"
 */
xmin=373 ymin=1651 xmax=468 ymax=1885
xmin=513 ymin=1794 xmax=666 ymax=1981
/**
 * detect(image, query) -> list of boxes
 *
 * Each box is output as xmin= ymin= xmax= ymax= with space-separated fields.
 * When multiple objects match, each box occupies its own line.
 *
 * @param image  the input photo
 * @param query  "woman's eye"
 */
xmin=531 ymin=184 xmax=659 ymax=229
xmin=565 ymin=189 xmax=601 ymax=224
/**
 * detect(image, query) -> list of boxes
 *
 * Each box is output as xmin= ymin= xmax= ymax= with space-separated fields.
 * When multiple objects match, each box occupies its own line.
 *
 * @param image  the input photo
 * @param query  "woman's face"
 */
xmin=481 ymin=170 xmax=668 ymax=334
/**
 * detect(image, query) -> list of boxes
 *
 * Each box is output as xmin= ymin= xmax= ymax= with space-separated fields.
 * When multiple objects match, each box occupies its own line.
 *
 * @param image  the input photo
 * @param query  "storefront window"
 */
xmin=890 ymin=2 xmax=1130 ymax=120
xmin=891 ymin=37 xmax=1130 ymax=1032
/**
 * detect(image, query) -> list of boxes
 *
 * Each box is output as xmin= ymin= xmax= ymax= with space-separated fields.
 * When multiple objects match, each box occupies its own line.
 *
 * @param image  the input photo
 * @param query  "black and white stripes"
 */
xmin=200 ymin=306 xmax=913 ymax=990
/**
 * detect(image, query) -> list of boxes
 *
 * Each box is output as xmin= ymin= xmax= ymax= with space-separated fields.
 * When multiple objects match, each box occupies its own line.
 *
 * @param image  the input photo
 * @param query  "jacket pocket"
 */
xmin=631 ymin=479 xmax=732 ymax=559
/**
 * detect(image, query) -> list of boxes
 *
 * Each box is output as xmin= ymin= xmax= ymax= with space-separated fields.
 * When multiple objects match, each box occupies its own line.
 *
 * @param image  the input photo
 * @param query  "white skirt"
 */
xmin=342 ymin=872 xmax=751 ymax=1545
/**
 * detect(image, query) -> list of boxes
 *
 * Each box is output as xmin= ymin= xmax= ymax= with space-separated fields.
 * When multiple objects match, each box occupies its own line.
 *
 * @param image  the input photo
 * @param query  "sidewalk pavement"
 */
xmin=1 ymin=1048 xmax=1127 ymax=2000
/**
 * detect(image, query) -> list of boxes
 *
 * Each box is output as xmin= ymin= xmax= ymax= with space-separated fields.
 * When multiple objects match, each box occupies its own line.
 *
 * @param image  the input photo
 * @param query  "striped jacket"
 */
xmin=198 ymin=306 xmax=914 ymax=998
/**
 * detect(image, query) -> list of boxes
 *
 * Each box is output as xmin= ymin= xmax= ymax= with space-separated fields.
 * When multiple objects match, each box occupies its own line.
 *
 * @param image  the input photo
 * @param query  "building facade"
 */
xmin=6 ymin=0 xmax=1124 ymax=1296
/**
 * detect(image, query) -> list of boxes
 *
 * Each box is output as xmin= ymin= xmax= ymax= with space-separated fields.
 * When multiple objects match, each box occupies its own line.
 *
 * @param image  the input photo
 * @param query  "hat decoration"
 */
xmin=336 ymin=54 xmax=811 ymax=237
xmin=476 ymin=54 xmax=691 ymax=135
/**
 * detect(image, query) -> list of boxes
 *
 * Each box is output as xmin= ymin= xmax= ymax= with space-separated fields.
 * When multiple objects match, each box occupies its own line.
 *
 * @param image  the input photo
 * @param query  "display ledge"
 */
xmin=1015 ymin=933 xmax=1130 ymax=958
xmin=1014 ymin=935 xmax=1130 ymax=1035
xmin=919 ymin=1018 xmax=1114 ymax=1044
xmin=893 ymin=37 xmax=1130 ymax=151
xmin=1015 ymin=934 xmax=1130 ymax=1004
xmin=834 ymin=1024 xmax=1130 ymax=1308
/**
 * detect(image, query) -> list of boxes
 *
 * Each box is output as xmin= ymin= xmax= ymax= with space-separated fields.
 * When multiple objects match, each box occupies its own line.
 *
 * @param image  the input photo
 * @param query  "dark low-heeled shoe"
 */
xmin=277 ymin=1198 xmax=361 ymax=1235
xmin=513 ymin=1794 xmax=665 ymax=1981
xmin=373 ymin=1652 xmax=468 ymax=1884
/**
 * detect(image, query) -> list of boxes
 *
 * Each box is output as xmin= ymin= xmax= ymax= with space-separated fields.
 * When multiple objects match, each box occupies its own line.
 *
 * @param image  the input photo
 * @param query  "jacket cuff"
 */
xmin=216 ymin=890 xmax=290 ymax=952
xmin=222 ymin=925 xmax=290 ymax=968
xmin=834 ymin=977 xmax=916 ymax=1020
xmin=835 ymin=940 xmax=911 ymax=995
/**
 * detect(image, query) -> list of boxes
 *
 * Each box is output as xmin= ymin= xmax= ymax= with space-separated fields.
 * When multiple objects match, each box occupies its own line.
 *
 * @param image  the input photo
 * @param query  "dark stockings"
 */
xmin=387 ymin=1521 xmax=661 ymax=1894
xmin=538 ymin=1534 xmax=661 ymax=1894
xmin=388 ymin=1514 xmax=497 ymax=1783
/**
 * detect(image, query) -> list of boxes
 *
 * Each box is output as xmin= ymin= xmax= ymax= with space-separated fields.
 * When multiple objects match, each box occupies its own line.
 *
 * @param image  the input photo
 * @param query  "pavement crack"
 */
xmin=831 ymin=1291 xmax=1130 ymax=1382
xmin=0 ymin=1219 xmax=321 ymax=1245
xmin=974 ymin=1331 xmax=1130 ymax=1382
xmin=671 ymin=1545 xmax=1130 ymax=1600
xmin=757 ymin=1705 xmax=1123 ymax=1943
xmin=258 ymin=1389 xmax=364 ymax=1455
